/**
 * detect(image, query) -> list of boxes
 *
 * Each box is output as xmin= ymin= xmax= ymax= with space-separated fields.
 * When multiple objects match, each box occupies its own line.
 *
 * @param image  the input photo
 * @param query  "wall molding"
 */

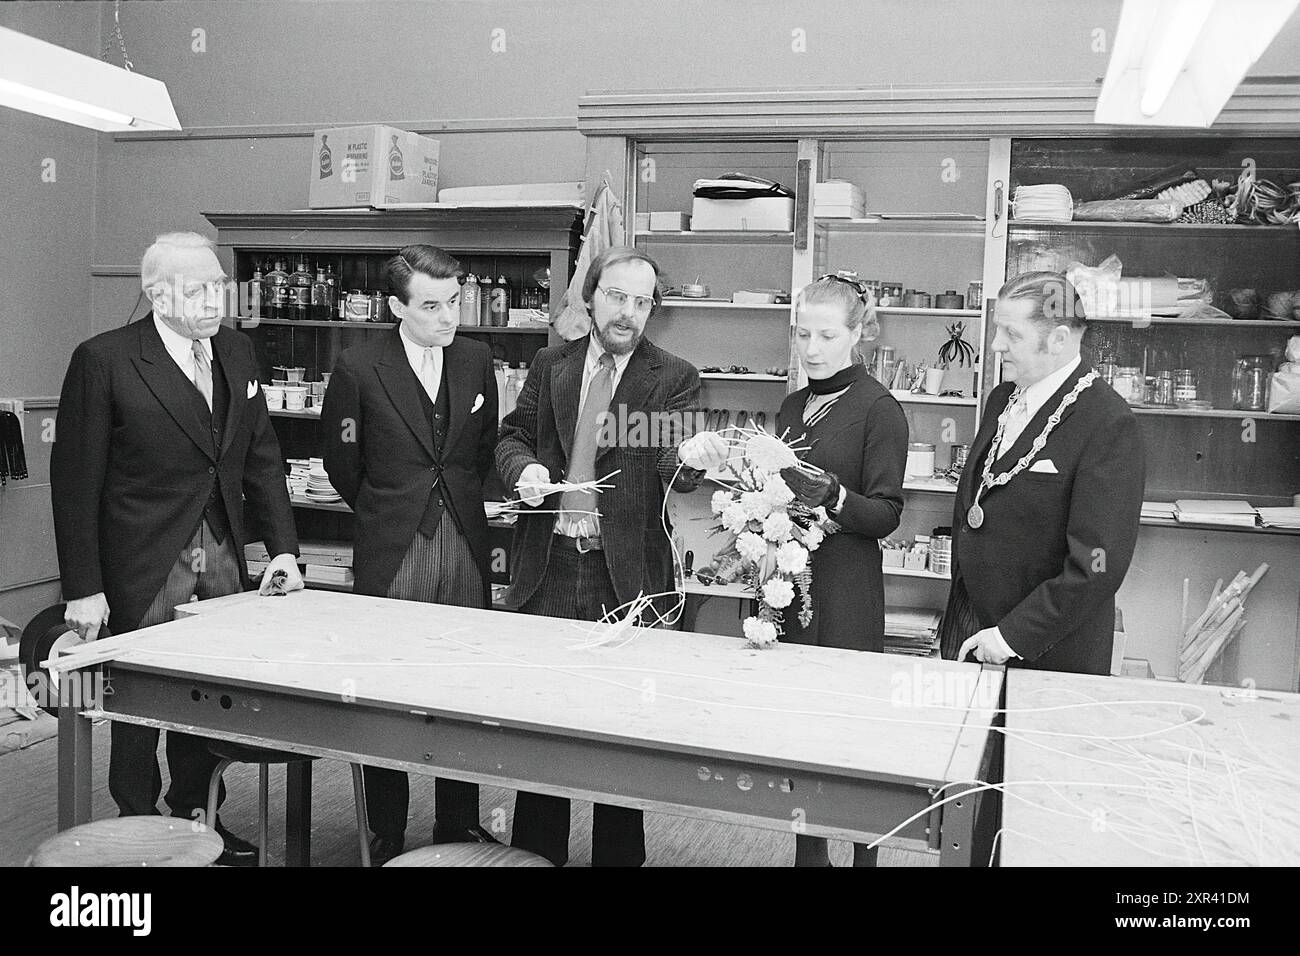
xmin=91 ymin=266 xmax=141 ymax=277
xmin=577 ymin=81 xmax=1300 ymax=139
xmin=114 ymin=116 xmax=578 ymax=143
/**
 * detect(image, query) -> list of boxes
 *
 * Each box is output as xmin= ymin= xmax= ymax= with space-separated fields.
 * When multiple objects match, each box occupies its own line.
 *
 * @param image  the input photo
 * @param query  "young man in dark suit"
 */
xmin=496 ymin=246 xmax=729 ymax=866
xmin=51 ymin=231 xmax=303 ymax=866
xmin=940 ymin=271 xmax=1145 ymax=675
xmin=321 ymin=244 xmax=498 ymax=865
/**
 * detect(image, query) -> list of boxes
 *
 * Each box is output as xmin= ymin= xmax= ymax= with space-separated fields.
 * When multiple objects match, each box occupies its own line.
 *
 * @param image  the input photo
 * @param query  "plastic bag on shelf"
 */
xmin=1268 ymin=371 xmax=1300 ymax=414
xmin=1066 ymin=254 xmax=1123 ymax=319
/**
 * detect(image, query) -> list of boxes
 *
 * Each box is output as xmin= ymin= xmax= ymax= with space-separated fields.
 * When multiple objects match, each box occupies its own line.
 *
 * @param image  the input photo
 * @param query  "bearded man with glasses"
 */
xmin=496 ymin=246 xmax=729 ymax=866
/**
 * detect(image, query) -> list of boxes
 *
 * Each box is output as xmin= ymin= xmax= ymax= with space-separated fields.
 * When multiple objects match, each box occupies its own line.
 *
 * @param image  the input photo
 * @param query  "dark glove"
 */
xmin=779 ymin=465 xmax=841 ymax=511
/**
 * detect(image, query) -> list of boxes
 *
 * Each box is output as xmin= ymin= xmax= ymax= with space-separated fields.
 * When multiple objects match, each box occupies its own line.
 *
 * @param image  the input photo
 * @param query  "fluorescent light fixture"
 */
xmin=1095 ymin=0 xmax=1300 ymax=127
xmin=0 ymin=25 xmax=180 ymax=132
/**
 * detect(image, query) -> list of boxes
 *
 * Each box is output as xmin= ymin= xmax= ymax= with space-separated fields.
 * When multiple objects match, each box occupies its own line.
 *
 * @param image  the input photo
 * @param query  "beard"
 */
xmin=592 ymin=318 xmax=642 ymax=356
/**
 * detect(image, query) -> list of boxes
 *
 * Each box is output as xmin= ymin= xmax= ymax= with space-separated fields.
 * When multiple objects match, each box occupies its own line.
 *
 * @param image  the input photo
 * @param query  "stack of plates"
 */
xmin=305 ymin=465 xmax=341 ymax=503
xmin=1012 ymin=184 xmax=1074 ymax=223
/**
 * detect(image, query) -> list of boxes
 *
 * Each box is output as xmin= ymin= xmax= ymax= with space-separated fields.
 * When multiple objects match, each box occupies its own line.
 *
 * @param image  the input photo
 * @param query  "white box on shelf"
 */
xmin=815 ymin=180 xmax=865 ymax=206
xmin=649 ymin=211 xmax=691 ymax=231
xmin=814 ymin=204 xmax=867 ymax=219
xmin=690 ymin=196 xmax=795 ymax=231
xmin=634 ymin=212 xmax=650 ymax=231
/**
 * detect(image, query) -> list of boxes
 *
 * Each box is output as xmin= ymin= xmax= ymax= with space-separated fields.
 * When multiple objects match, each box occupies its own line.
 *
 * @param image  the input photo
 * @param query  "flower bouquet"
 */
xmin=704 ymin=430 xmax=840 ymax=648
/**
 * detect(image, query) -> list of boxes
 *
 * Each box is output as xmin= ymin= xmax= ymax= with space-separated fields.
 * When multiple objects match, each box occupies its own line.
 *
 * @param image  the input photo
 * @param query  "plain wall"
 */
xmin=3 ymin=0 xmax=1299 ymax=684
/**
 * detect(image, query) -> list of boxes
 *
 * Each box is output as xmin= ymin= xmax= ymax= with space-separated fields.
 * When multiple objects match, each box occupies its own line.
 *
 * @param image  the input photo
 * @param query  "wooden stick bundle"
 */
xmin=1178 ymin=563 xmax=1268 ymax=684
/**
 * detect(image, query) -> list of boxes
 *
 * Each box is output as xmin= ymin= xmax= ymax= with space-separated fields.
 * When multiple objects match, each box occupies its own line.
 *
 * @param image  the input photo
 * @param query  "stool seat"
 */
xmin=208 ymin=740 xmax=315 ymax=765
xmin=384 ymin=843 xmax=554 ymax=867
xmin=28 ymin=817 xmax=223 ymax=867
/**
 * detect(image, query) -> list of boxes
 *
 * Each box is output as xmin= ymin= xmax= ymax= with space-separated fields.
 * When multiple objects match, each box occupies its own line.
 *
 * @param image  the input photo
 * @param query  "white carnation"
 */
xmin=760 ymin=475 xmax=794 ymax=506
xmin=745 ymin=433 xmax=799 ymax=473
xmin=711 ymin=489 xmax=732 ymax=515
xmin=762 ymin=577 xmax=795 ymax=609
xmin=762 ymin=511 xmax=793 ymax=542
xmin=736 ymin=531 xmax=767 ymax=565
xmin=802 ymin=523 xmax=825 ymax=551
xmin=743 ymin=616 xmax=779 ymax=648
xmin=776 ymin=541 xmax=808 ymax=574
xmin=740 ymin=490 xmax=772 ymax=521
xmin=721 ymin=503 xmax=749 ymax=535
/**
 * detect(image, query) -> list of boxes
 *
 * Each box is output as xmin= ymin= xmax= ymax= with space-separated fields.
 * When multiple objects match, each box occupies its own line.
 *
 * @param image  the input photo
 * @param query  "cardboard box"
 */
xmin=691 ymin=196 xmax=795 ymax=231
xmin=815 ymin=180 xmax=865 ymax=206
xmin=814 ymin=203 xmax=866 ymax=219
xmin=649 ymin=211 xmax=691 ymax=231
xmin=634 ymin=212 xmax=651 ymax=232
xmin=309 ymin=125 xmax=440 ymax=209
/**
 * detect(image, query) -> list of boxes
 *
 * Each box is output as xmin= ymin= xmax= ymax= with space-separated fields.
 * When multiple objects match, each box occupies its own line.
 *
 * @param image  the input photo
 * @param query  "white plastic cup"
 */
xmin=263 ymin=385 xmax=285 ymax=410
xmin=283 ymin=386 xmax=308 ymax=411
xmin=924 ymin=366 xmax=945 ymax=395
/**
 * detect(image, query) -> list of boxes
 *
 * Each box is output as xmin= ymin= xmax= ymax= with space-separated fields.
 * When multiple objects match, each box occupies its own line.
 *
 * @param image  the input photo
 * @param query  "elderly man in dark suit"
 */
xmin=51 ymin=231 xmax=302 ymax=866
xmin=496 ymin=246 xmax=729 ymax=866
xmin=321 ymin=244 xmax=498 ymax=864
xmin=940 ymin=271 xmax=1145 ymax=675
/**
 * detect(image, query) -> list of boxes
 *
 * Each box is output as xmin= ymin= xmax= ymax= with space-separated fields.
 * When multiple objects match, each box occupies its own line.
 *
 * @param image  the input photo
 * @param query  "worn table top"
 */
xmin=1002 ymin=669 xmax=1300 ymax=866
xmin=67 ymin=590 xmax=1001 ymax=788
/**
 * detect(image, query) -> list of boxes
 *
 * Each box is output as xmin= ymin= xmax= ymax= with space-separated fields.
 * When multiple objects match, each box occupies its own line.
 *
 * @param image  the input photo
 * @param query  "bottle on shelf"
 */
xmin=324 ymin=263 xmax=340 ymax=320
xmin=478 ymin=271 xmax=493 ymax=327
xmin=494 ymin=359 xmax=508 ymax=422
xmin=265 ymin=259 xmax=290 ymax=322
xmin=460 ymin=274 xmax=481 ymax=326
xmin=248 ymin=262 xmax=264 ymax=318
xmin=289 ymin=257 xmax=313 ymax=321
xmin=504 ymin=363 xmax=520 ymax=416
xmin=489 ymin=275 xmax=511 ymax=327
xmin=311 ymin=264 xmax=332 ymax=322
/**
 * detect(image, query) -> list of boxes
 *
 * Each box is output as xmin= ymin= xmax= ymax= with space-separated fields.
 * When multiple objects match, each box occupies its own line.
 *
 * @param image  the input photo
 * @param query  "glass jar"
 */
xmin=1153 ymin=371 xmax=1175 ymax=407
xmin=1173 ymin=369 xmax=1198 ymax=404
xmin=1111 ymin=366 xmax=1142 ymax=404
xmin=1232 ymin=355 xmax=1271 ymax=411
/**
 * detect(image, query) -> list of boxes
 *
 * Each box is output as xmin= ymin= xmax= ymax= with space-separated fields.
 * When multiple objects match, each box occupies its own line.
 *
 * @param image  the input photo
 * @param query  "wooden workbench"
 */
xmin=1001 ymin=669 xmax=1300 ymax=866
xmin=56 ymin=590 xmax=1004 ymax=865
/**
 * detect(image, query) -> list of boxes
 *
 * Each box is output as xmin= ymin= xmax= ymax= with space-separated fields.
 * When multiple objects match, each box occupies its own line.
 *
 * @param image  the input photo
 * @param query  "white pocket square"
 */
xmin=247 ymin=379 xmax=259 ymax=399
xmin=471 ymin=393 xmax=484 ymax=413
xmin=1029 ymin=459 xmax=1059 ymax=474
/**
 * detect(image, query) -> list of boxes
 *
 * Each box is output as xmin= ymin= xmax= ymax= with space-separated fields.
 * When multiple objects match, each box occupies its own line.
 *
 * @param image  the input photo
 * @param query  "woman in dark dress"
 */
xmin=774 ymin=273 xmax=908 ymax=866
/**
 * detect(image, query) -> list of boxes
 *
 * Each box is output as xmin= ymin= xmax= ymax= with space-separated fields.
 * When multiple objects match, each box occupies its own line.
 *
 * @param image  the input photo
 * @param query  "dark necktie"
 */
xmin=560 ymin=352 xmax=615 ymax=538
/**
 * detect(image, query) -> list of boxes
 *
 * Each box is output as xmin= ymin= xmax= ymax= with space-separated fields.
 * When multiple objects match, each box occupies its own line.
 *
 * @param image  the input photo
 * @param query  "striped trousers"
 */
xmin=109 ymin=519 xmax=242 ymax=820
xmin=363 ymin=518 xmax=485 ymax=838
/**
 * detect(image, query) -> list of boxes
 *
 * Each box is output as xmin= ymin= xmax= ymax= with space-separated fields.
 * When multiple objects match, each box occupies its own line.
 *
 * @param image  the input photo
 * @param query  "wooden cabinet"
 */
xmin=205 ymin=206 xmax=581 ymax=595
xmin=578 ymin=85 xmax=1300 ymax=689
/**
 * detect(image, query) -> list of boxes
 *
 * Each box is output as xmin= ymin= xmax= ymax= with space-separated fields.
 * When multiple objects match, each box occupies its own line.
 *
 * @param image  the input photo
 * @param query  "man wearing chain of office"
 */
xmin=939 ymin=272 xmax=1144 ymax=676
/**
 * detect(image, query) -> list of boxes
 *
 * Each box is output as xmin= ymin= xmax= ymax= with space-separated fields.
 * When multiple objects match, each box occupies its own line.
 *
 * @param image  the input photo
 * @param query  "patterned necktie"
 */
xmin=560 ymin=352 xmax=615 ymax=538
xmin=191 ymin=339 xmax=213 ymax=411
xmin=419 ymin=347 xmax=440 ymax=401
xmin=997 ymin=387 xmax=1030 ymax=457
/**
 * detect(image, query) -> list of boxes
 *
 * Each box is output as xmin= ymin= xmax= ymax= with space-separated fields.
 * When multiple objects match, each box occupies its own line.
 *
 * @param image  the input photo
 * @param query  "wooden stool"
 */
xmin=384 ymin=844 xmax=554 ymax=867
xmin=28 ymin=817 xmax=223 ymax=867
xmin=206 ymin=741 xmax=370 ymax=866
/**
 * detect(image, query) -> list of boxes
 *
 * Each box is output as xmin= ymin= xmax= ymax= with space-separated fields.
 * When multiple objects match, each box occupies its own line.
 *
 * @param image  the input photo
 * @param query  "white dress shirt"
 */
xmin=989 ymin=353 xmax=1082 ymax=661
xmin=398 ymin=322 xmax=443 ymax=401
xmin=154 ymin=316 xmax=212 ymax=379
xmin=997 ymin=355 xmax=1081 ymax=457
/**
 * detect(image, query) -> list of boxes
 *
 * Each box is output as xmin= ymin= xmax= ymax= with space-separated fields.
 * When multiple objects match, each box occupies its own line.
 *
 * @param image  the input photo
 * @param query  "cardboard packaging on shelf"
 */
xmin=309 ymin=125 xmax=440 ymax=208
xmin=690 ymin=196 xmax=795 ymax=231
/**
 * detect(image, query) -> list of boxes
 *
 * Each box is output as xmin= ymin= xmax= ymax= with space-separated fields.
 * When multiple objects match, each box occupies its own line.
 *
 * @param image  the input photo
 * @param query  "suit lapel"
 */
xmin=550 ymin=337 xmax=588 ymax=461
xmin=376 ymin=329 xmax=437 ymax=460
xmin=131 ymin=317 xmax=217 ymax=461
xmin=440 ymin=338 xmax=477 ymax=458
xmin=210 ymin=330 xmax=244 ymax=458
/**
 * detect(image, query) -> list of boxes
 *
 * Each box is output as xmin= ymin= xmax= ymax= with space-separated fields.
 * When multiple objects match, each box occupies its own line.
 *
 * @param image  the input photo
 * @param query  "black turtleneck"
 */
xmin=806 ymin=362 xmax=863 ymax=395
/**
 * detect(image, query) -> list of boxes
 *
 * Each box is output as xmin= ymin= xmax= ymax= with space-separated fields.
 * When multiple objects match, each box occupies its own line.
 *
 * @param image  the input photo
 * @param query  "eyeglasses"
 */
xmin=814 ymin=272 xmax=872 ymax=303
xmin=598 ymin=286 xmax=655 ymax=314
